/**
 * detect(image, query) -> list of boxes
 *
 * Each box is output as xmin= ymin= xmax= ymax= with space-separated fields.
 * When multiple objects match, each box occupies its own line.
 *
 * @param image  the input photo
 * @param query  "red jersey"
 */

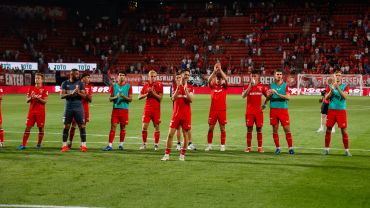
xmin=210 ymin=83 xmax=227 ymax=111
xmin=83 ymin=84 xmax=92 ymax=112
xmin=27 ymin=86 xmax=48 ymax=113
xmin=243 ymin=83 xmax=267 ymax=114
xmin=172 ymin=84 xmax=194 ymax=117
xmin=140 ymin=81 xmax=163 ymax=111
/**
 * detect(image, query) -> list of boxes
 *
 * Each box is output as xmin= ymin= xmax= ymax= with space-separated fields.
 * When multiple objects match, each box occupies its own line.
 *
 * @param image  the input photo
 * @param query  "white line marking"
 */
xmin=0 ymin=205 xmax=102 ymax=208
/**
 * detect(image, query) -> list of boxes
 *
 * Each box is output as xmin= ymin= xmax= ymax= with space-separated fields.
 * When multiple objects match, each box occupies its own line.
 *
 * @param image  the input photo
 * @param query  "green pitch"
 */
xmin=0 ymin=94 xmax=370 ymax=208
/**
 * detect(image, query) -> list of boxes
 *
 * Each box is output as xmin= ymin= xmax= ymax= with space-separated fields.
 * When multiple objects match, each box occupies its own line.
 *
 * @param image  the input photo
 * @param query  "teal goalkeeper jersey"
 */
xmin=111 ymin=83 xmax=132 ymax=109
xmin=269 ymin=82 xmax=289 ymax=109
xmin=327 ymin=83 xmax=349 ymax=110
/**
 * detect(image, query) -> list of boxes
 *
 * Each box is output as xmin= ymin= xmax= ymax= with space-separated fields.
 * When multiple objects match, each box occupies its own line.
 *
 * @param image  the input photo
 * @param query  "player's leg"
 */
xmin=337 ymin=111 xmax=350 ymax=156
xmin=104 ymin=122 xmax=117 ymax=151
xmin=19 ymin=126 xmax=32 ymax=150
xmin=206 ymin=111 xmax=216 ymax=151
xmin=219 ymin=124 xmax=226 ymax=151
xmin=68 ymin=119 xmax=77 ymax=148
xmin=255 ymin=111 xmax=264 ymax=153
xmin=161 ymin=127 xmax=177 ymax=161
xmin=37 ymin=127 xmax=44 ymax=148
xmin=341 ymin=127 xmax=351 ymax=156
xmin=36 ymin=112 xmax=45 ymax=149
xmin=140 ymin=122 xmax=149 ymax=150
xmin=153 ymin=122 xmax=160 ymax=150
xmin=118 ymin=109 xmax=129 ymax=150
xmin=270 ymin=109 xmax=281 ymax=154
xmin=19 ymin=113 xmax=35 ymax=149
xmin=187 ymin=130 xmax=196 ymax=150
xmin=104 ymin=109 xmax=118 ymax=151
xmin=74 ymin=108 xmax=87 ymax=152
xmin=206 ymin=124 xmax=215 ymax=151
xmin=324 ymin=110 xmax=336 ymax=155
xmin=219 ymin=111 xmax=227 ymax=151
xmin=141 ymin=110 xmax=151 ymax=149
xmin=152 ymin=110 xmax=161 ymax=150
xmin=245 ymin=126 xmax=253 ymax=152
xmin=245 ymin=114 xmax=254 ymax=152
xmin=282 ymin=125 xmax=294 ymax=154
xmin=256 ymin=127 xmax=263 ymax=153
xmin=317 ymin=114 xmax=326 ymax=132
xmin=278 ymin=110 xmax=293 ymax=154
xmin=272 ymin=124 xmax=280 ymax=154
xmin=119 ymin=123 xmax=126 ymax=150
xmin=180 ymin=128 xmax=189 ymax=161
xmin=176 ymin=127 xmax=181 ymax=150
xmin=61 ymin=109 xmax=73 ymax=152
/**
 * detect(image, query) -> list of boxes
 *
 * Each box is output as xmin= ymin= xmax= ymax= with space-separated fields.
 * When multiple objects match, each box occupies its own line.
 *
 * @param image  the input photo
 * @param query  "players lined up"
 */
xmin=0 ymin=65 xmax=351 ymax=159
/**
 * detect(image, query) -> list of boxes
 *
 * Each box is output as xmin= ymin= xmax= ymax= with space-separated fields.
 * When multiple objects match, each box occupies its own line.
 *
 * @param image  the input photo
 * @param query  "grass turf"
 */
xmin=0 ymin=94 xmax=370 ymax=208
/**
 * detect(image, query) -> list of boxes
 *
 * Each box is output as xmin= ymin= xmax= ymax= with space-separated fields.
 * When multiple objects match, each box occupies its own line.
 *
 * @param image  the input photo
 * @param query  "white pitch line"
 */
xmin=0 ymin=205 xmax=102 ymax=208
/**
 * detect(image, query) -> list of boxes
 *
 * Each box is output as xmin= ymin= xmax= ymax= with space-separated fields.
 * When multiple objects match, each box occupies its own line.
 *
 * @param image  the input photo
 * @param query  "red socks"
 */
xmin=109 ymin=130 xmax=115 ymax=143
xmin=247 ymin=132 xmax=252 ymax=147
xmin=22 ymin=130 xmax=31 ymax=146
xmin=154 ymin=131 xmax=160 ymax=144
xmin=220 ymin=131 xmax=226 ymax=145
xmin=285 ymin=132 xmax=293 ymax=148
xmin=207 ymin=131 xmax=213 ymax=144
xmin=273 ymin=133 xmax=280 ymax=148
xmin=142 ymin=130 xmax=148 ymax=143
xmin=342 ymin=132 xmax=349 ymax=149
xmin=257 ymin=132 xmax=263 ymax=148
xmin=325 ymin=131 xmax=331 ymax=148
xmin=120 ymin=130 xmax=126 ymax=143
xmin=38 ymin=131 xmax=44 ymax=145
xmin=0 ymin=129 xmax=4 ymax=142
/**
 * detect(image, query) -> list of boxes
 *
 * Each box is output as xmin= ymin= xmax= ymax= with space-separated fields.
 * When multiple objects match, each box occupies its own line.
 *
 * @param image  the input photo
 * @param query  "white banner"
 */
xmin=0 ymin=61 xmax=38 ymax=70
xmin=5 ymin=73 xmax=24 ymax=86
xmin=48 ymin=63 xmax=97 ymax=71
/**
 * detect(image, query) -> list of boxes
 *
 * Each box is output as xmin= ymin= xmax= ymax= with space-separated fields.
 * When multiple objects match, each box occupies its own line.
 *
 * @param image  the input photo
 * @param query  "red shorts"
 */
xmin=170 ymin=115 xmax=191 ymax=131
xmin=111 ymin=109 xmax=129 ymax=125
xmin=270 ymin=108 xmax=290 ymax=126
xmin=326 ymin=109 xmax=347 ymax=128
xmin=0 ymin=113 xmax=2 ymax=125
xmin=26 ymin=111 xmax=45 ymax=128
xmin=246 ymin=112 xmax=264 ymax=127
xmin=208 ymin=110 xmax=227 ymax=125
xmin=142 ymin=110 xmax=161 ymax=125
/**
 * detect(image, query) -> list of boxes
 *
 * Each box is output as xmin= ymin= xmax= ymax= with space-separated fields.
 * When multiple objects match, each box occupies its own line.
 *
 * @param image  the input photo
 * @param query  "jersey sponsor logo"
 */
xmin=214 ymin=89 xmax=223 ymax=93
xmin=249 ymin=92 xmax=262 ymax=95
